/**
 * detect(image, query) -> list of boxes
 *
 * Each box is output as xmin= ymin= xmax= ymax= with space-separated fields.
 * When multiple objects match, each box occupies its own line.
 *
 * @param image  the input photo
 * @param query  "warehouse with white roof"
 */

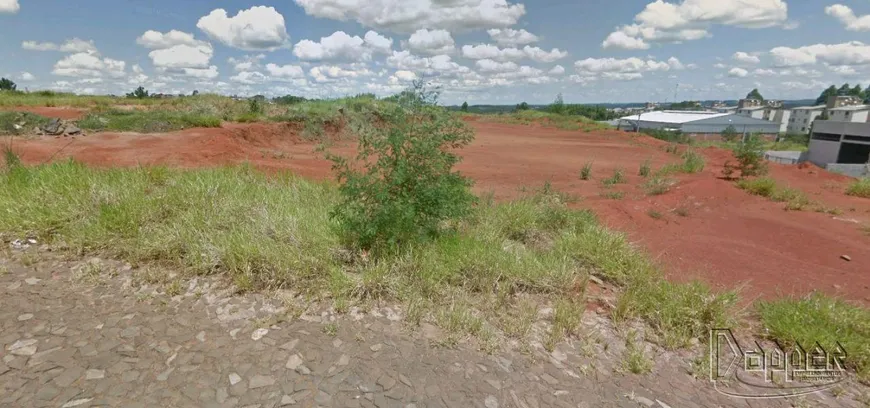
xmin=617 ymin=111 xmax=781 ymax=139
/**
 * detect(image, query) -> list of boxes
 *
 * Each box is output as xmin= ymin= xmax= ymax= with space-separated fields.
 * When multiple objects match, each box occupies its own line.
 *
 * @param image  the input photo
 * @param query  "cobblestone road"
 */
xmin=1 ymin=250 xmax=866 ymax=408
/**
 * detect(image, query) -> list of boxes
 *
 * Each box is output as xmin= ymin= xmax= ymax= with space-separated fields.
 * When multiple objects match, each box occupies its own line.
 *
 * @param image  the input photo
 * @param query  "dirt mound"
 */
xmin=2 ymin=106 xmax=88 ymax=120
xmin=6 ymin=120 xmax=870 ymax=303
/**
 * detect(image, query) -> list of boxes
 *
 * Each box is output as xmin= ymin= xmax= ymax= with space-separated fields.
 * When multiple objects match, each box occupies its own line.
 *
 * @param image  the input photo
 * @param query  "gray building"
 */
xmin=617 ymin=111 xmax=781 ymax=139
xmin=808 ymin=121 xmax=870 ymax=169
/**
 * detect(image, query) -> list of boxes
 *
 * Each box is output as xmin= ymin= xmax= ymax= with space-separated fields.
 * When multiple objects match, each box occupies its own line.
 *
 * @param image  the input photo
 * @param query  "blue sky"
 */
xmin=1 ymin=0 xmax=869 ymax=104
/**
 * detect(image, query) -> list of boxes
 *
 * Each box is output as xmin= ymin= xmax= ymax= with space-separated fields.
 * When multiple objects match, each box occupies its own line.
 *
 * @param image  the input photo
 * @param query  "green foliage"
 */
xmin=0 ymin=78 xmax=17 ymax=91
xmin=328 ymin=82 xmax=476 ymax=252
xmin=846 ymin=178 xmax=870 ymax=199
xmin=721 ymin=125 xmax=739 ymax=142
xmin=643 ymin=129 xmax=691 ymax=144
xmin=273 ymin=95 xmax=307 ymax=105
xmin=680 ymin=150 xmax=705 ymax=174
xmin=668 ymin=101 xmax=703 ymax=110
xmin=0 ymin=111 xmax=51 ymax=135
xmin=736 ymin=177 xmax=777 ymax=197
xmin=602 ymin=168 xmax=626 ymax=186
xmin=643 ymin=177 xmax=674 ymax=196
xmin=548 ymin=93 xmax=566 ymax=115
xmin=515 ymin=101 xmax=530 ymax=111
xmin=815 ymin=83 xmax=869 ymax=105
xmin=758 ymin=293 xmax=870 ymax=380
xmin=745 ymin=88 xmax=764 ymax=101
xmin=461 ymin=101 xmax=469 ymax=112
xmin=78 ymin=109 xmax=221 ymax=133
xmin=126 ymin=86 xmax=149 ymax=99
xmin=3 ymin=146 xmax=20 ymax=169
xmin=638 ymin=159 xmax=651 ymax=177
xmin=724 ymin=134 xmax=768 ymax=179
xmin=580 ymin=162 xmax=593 ymax=180
xmin=248 ymin=98 xmax=264 ymax=115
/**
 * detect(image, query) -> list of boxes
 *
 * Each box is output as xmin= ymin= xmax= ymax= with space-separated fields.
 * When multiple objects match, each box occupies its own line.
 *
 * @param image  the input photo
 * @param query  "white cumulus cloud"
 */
xmin=825 ymin=4 xmax=870 ymax=32
xmin=293 ymin=0 xmax=525 ymax=33
xmin=728 ymin=67 xmax=748 ymax=77
xmin=548 ymin=65 xmax=565 ymax=75
xmin=22 ymin=38 xmax=98 ymax=53
xmin=148 ymin=44 xmax=214 ymax=69
xmin=197 ymin=6 xmax=290 ymax=51
xmin=228 ymin=54 xmax=266 ymax=72
xmin=486 ymin=28 xmax=539 ymax=46
xmin=770 ymin=41 xmax=870 ymax=67
xmin=53 ymin=52 xmax=126 ymax=78
xmin=364 ymin=31 xmax=394 ymax=54
xmin=19 ymin=72 xmax=35 ymax=81
xmin=732 ymin=51 xmax=760 ymax=64
xmin=461 ymin=44 xmax=566 ymax=62
xmin=602 ymin=0 xmax=789 ymax=49
xmin=294 ymin=31 xmax=373 ymax=61
xmin=407 ymin=29 xmax=455 ymax=55
xmin=265 ymin=63 xmax=305 ymax=79
xmin=0 ymin=0 xmax=19 ymax=13
xmin=137 ymin=30 xmax=209 ymax=49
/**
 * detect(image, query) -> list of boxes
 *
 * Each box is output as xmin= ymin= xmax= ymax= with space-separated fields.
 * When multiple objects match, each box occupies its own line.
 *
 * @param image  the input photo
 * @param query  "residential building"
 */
xmin=736 ymin=99 xmax=790 ymax=133
xmin=807 ymin=121 xmax=870 ymax=176
xmin=617 ymin=111 xmax=780 ymax=139
xmin=787 ymin=105 xmax=826 ymax=134
xmin=828 ymin=105 xmax=870 ymax=123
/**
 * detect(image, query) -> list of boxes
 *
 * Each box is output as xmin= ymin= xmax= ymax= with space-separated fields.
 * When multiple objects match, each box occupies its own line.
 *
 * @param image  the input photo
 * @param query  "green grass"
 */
xmin=580 ymin=162 xmax=593 ymax=180
xmin=0 ymin=111 xmax=51 ymax=135
xmin=736 ymin=177 xmax=777 ymax=197
xmin=642 ymin=177 xmax=674 ymax=196
xmin=646 ymin=209 xmax=663 ymax=220
xmin=737 ymin=178 xmax=814 ymax=211
xmin=758 ymin=293 xmax=870 ymax=381
xmin=601 ymin=191 xmax=624 ymax=200
xmin=602 ymin=168 xmax=626 ymax=186
xmin=846 ymin=178 xmax=870 ymax=199
xmin=0 ymin=160 xmax=739 ymax=352
xmin=477 ymin=110 xmax=611 ymax=132
xmin=638 ymin=160 xmax=651 ymax=177
xmin=78 ymin=109 xmax=222 ymax=133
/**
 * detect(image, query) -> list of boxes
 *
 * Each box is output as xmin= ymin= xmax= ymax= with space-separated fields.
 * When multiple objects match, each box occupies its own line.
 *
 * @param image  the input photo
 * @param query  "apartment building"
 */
xmin=787 ymin=105 xmax=826 ymax=134
xmin=735 ymin=99 xmax=790 ymax=133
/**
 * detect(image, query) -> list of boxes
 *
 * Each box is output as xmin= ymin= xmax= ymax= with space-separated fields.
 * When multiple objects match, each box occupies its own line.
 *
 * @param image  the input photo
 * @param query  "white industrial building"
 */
xmin=617 ymin=111 xmax=780 ymax=139
xmin=828 ymin=105 xmax=870 ymax=123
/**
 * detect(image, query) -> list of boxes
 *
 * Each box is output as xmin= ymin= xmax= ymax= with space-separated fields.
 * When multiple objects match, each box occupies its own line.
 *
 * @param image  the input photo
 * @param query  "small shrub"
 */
xmin=328 ymin=82 xmax=476 ymax=252
xmin=601 ymin=191 xmax=624 ymax=200
xmin=771 ymin=187 xmax=811 ymax=211
xmin=680 ymin=150 xmax=705 ymax=174
xmin=727 ymin=134 xmax=768 ymax=178
xmin=721 ymin=125 xmax=739 ymax=142
xmin=580 ymin=162 xmax=592 ymax=180
xmin=737 ymin=177 xmax=777 ymax=197
xmin=846 ymin=178 xmax=870 ymax=199
xmin=647 ymin=209 xmax=663 ymax=220
xmin=643 ymin=177 xmax=674 ymax=196
xmin=673 ymin=206 xmax=689 ymax=217
xmin=638 ymin=159 xmax=651 ymax=177
xmin=602 ymin=168 xmax=626 ymax=186
xmin=248 ymin=98 xmax=264 ymax=115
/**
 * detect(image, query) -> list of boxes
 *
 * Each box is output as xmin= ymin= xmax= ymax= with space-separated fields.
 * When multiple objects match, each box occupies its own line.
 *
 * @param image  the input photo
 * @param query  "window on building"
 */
xmin=803 ymin=119 xmax=808 ymax=124
xmin=812 ymin=132 xmax=841 ymax=142
xmin=801 ymin=127 xmax=806 ymax=131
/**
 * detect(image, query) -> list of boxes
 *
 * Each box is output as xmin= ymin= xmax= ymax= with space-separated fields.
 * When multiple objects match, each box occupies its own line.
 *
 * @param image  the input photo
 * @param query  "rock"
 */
xmin=64 ymin=125 xmax=81 ymax=135
xmin=280 ymin=395 xmax=295 ymax=406
xmin=251 ymin=328 xmax=269 ymax=341
xmin=17 ymin=314 xmax=33 ymax=321
xmin=285 ymin=354 xmax=303 ymax=370
xmin=229 ymin=373 xmax=242 ymax=385
xmin=337 ymin=354 xmax=350 ymax=366
xmin=485 ymin=395 xmax=499 ymax=408
xmin=196 ymin=331 xmax=206 ymax=342
xmin=43 ymin=118 xmax=63 ymax=135
xmin=62 ymin=398 xmax=93 ymax=408
xmin=635 ymin=396 xmax=655 ymax=407
xmin=25 ymin=277 xmax=41 ymax=285
xmin=377 ymin=374 xmax=396 ymax=391
xmin=841 ymin=255 xmax=852 ymax=262
xmin=8 ymin=339 xmax=38 ymax=356
xmin=656 ymin=400 xmax=673 ymax=408
xmin=249 ymin=375 xmax=275 ymax=389
xmin=279 ymin=339 xmax=299 ymax=351
xmin=85 ymin=369 xmax=105 ymax=380
xmin=370 ymin=344 xmax=383 ymax=352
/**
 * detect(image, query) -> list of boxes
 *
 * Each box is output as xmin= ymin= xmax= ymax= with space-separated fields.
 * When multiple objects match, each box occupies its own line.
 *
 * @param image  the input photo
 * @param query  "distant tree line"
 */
xmin=814 ymin=83 xmax=867 ymax=105
xmin=542 ymin=93 xmax=622 ymax=120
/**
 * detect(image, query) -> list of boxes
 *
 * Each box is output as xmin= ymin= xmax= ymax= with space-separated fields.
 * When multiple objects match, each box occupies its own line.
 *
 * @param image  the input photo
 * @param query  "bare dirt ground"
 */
xmin=8 ymin=107 xmax=88 ymax=120
xmin=6 ymin=118 xmax=870 ymax=303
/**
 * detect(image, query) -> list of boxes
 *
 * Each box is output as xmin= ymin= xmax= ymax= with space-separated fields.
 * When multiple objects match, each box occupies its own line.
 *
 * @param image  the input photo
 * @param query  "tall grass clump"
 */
xmin=758 ymin=293 xmax=870 ymax=381
xmin=846 ymin=178 xmax=870 ymax=199
xmin=736 ymin=177 xmax=777 ymax=197
xmin=328 ymin=82 xmax=476 ymax=253
xmin=580 ymin=162 xmax=593 ymax=180
xmin=78 ymin=109 xmax=221 ymax=133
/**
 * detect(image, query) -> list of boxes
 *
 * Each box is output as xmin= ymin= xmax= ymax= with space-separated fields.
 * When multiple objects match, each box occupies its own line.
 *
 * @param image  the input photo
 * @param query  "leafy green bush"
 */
xmin=720 ymin=125 xmax=739 ymax=142
xmin=329 ymin=83 xmax=476 ymax=252
xmin=724 ymin=134 xmax=768 ymax=179
xmin=846 ymin=178 xmax=870 ymax=198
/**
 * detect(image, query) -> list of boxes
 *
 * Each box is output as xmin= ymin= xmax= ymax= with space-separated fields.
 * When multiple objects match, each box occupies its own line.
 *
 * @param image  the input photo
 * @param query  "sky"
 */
xmin=1 ymin=0 xmax=869 ymax=105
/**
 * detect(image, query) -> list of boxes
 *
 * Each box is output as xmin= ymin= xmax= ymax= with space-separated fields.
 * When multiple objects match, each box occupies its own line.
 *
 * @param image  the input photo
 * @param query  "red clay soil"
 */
xmin=6 ymin=120 xmax=870 ymax=303
xmin=7 ymin=107 xmax=87 ymax=120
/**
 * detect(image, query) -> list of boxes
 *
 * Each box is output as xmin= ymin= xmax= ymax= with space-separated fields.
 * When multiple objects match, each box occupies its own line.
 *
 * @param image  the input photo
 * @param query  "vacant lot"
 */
xmin=5 ymin=114 xmax=870 ymax=303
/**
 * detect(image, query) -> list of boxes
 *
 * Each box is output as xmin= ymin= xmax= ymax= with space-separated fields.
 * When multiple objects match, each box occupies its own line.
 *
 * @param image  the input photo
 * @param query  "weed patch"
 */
xmin=642 ymin=177 xmax=674 ymax=196
xmin=602 ymin=168 xmax=626 ymax=186
xmin=846 ymin=178 xmax=870 ymax=199
xmin=0 ymin=111 xmax=51 ymax=135
xmin=580 ymin=162 xmax=592 ymax=180
xmin=758 ymin=293 xmax=870 ymax=381
xmin=646 ymin=209 xmax=663 ymax=220
xmin=78 ymin=110 xmax=221 ymax=133
xmin=638 ymin=160 xmax=651 ymax=177
xmin=736 ymin=177 xmax=777 ymax=197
